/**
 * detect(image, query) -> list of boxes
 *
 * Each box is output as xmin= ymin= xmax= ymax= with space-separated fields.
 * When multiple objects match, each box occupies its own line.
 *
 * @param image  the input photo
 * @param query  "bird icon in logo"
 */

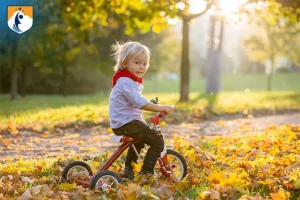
xmin=7 ymin=6 xmax=33 ymax=34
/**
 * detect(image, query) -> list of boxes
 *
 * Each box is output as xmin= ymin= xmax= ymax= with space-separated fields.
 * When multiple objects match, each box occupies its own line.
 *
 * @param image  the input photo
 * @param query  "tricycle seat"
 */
xmin=111 ymin=135 xmax=135 ymax=143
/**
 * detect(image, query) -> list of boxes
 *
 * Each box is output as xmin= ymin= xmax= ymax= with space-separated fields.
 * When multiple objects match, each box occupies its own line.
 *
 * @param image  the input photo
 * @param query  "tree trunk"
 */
xmin=205 ymin=50 xmax=221 ymax=93
xmin=177 ymin=4 xmax=210 ymax=102
xmin=179 ymin=17 xmax=190 ymax=102
xmin=218 ymin=20 xmax=224 ymax=51
xmin=266 ymin=58 xmax=274 ymax=91
xmin=266 ymin=73 xmax=272 ymax=91
xmin=0 ymin=62 xmax=2 ymax=94
xmin=205 ymin=17 xmax=222 ymax=94
xmin=62 ymin=65 xmax=67 ymax=97
xmin=10 ymin=36 xmax=18 ymax=101
xmin=20 ymin=64 xmax=28 ymax=98
xmin=209 ymin=16 xmax=216 ymax=50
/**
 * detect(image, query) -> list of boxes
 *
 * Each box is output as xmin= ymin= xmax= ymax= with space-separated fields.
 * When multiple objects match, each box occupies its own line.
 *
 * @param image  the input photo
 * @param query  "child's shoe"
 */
xmin=120 ymin=168 xmax=135 ymax=180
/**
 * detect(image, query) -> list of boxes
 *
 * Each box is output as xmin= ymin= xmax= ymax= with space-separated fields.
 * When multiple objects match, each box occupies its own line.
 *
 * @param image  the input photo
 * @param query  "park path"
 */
xmin=1 ymin=113 xmax=299 ymax=160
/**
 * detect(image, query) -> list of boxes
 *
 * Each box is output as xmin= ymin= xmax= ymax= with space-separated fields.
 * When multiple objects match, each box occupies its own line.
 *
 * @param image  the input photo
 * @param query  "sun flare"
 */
xmin=219 ymin=0 xmax=239 ymax=12
xmin=218 ymin=0 xmax=248 ymax=12
xmin=189 ymin=0 xmax=208 ymax=14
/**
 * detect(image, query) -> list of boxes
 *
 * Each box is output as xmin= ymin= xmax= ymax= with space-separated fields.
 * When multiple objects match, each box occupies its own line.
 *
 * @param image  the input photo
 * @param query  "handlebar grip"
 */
xmin=150 ymin=111 xmax=167 ymax=124
xmin=150 ymin=97 xmax=159 ymax=104
xmin=159 ymin=111 xmax=167 ymax=117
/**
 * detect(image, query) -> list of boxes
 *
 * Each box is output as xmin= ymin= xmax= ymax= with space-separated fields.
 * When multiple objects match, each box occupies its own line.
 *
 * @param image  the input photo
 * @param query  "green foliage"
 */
xmin=60 ymin=0 xmax=178 ymax=36
xmin=0 ymin=0 xmax=183 ymax=95
xmin=1 ymin=0 xmax=299 ymax=96
xmin=244 ymin=1 xmax=300 ymax=67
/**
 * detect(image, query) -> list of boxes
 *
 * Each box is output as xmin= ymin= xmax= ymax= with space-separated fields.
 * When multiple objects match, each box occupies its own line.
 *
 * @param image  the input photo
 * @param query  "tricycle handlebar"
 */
xmin=159 ymin=111 xmax=167 ymax=118
xmin=150 ymin=111 xmax=167 ymax=125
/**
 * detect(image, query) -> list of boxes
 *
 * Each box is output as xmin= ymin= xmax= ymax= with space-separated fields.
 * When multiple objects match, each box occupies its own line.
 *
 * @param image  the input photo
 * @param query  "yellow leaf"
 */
xmin=7 ymin=122 xmax=17 ymax=130
xmin=247 ymin=114 xmax=254 ymax=118
xmin=58 ymin=183 xmax=76 ymax=192
xmin=90 ymin=113 xmax=98 ymax=119
xmin=41 ymin=133 xmax=49 ymax=138
xmin=184 ymin=149 xmax=195 ymax=156
xmin=78 ymin=140 xmax=84 ymax=145
xmin=175 ymin=177 xmax=189 ymax=192
xmin=152 ymin=24 xmax=162 ymax=33
xmin=294 ymin=179 xmax=300 ymax=189
xmin=107 ymin=128 xmax=113 ymax=133
xmin=225 ymin=109 xmax=232 ymax=114
xmin=203 ymin=160 xmax=212 ymax=167
xmin=268 ymin=125 xmax=277 ymax=130
xmin=160 ymin=121 xmax=166 ymax=127
xmin=207 ymin=171 xmax=227 ymax=186
xmin=270 ymin=192 xmax=284 ymax=200
xmin=123 ymin=183 xmax=141 ymax=197
xmin=190 ymin=176 xmax=201 ymax=185
xmin=132 ymin=161 xmax=143 ymax=174
xmin=65 ymin=133 xmax=80 ymax=139
xmin=217 ymin=120 xmax=225 ymax=127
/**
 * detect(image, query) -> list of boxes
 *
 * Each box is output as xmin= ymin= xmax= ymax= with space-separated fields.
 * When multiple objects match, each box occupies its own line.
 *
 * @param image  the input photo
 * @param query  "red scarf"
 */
xmin=112 ymin=69 xmax=143 ymax=88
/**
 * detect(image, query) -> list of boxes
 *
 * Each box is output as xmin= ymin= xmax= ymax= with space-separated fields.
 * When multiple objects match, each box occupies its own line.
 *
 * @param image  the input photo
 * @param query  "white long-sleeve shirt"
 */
xmin=109 ymin=77 xmax=148 ymax=129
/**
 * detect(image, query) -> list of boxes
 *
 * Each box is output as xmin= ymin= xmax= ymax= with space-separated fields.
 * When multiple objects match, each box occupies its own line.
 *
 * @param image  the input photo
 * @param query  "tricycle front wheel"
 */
xmin=62 ymin=161 xmax=93 ymax=182
xmin=89 ymin=170 xmax=122 ymax=190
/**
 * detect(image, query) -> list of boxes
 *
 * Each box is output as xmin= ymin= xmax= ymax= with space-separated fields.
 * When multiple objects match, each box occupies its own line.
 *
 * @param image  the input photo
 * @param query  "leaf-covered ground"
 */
xmin=1 ymin=115 xmax=300 ymax=199
xmin=0 ymin=113 xmax=299 ymax=160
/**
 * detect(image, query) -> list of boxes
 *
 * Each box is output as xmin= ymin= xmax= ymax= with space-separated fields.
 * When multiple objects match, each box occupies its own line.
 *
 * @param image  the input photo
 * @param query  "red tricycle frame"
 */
xmin=62 ymin=106 xmax=187 ymax=190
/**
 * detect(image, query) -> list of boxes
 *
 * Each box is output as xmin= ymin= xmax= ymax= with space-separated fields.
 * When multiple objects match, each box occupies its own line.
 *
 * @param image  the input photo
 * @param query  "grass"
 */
xmin=0 ymin=92 xmax=300 ymax=131
xmin=175 ymin=180 xmax=210 ymax=199
xmin=0 ymin=73 xmax=299 ymax=131
xmin=143 ymin=73 xmax=300 ymax=93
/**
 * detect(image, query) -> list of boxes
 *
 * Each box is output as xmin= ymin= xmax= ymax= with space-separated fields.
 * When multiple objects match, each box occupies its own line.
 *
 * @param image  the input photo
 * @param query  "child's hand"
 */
xmin=161 ymin=105 xmax=174 ymax=115
xmin=141 ymin=103 xmax=174 ymax=114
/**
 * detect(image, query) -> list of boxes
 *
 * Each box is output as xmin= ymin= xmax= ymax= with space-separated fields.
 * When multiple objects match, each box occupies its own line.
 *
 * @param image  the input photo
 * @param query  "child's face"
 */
xmin=123 ymin=52 xmax=149 ymax=78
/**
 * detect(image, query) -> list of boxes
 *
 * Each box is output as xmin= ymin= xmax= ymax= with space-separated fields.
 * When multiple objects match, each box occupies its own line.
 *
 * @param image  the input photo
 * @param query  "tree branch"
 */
xmin=189 ymin=2 xmax=212 ymax=20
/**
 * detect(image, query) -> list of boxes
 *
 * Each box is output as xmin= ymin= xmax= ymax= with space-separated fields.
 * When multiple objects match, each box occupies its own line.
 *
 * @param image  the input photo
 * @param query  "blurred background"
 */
xmin=0 ymin=0 xmax=299 ymax=101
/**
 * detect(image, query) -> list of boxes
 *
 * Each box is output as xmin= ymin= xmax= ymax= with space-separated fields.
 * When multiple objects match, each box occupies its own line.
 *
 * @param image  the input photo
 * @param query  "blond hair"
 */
xmin=111 ymin=41 xmax=150 ymax=72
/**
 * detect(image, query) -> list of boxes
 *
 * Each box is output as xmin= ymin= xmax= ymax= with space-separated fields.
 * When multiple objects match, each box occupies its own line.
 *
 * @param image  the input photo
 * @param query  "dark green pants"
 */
xmin=112 ymin=120 xmax=164 ymax=174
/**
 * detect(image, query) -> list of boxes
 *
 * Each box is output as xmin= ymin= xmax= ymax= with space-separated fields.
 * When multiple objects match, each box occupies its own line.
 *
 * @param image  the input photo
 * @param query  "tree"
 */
xmin=177 ymin=1 xmax=212 ymax=101
xmin=205 ymin=14 xmax=224 ymax=94
xmin=167 ymin=0 xmax=298 ymax=99
xmin=244 ymin=0 xmax=299 ymax=91
xmin=203 ymin=0 xmax=299 ymax=93
xmin=0 ymin=0 xmax=53 ymax=100
xmin=58 ymin=0 xmax=212 ymax=101
xmin=1 ymin=0 xmax=185 ymax=97
xmin=0 ymin=33 xmax=9 ymax=94
xmin=1 ymin=0 xmax=299 ymax=100
xmin=244 ymin=27 xmax=280 ymax=91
